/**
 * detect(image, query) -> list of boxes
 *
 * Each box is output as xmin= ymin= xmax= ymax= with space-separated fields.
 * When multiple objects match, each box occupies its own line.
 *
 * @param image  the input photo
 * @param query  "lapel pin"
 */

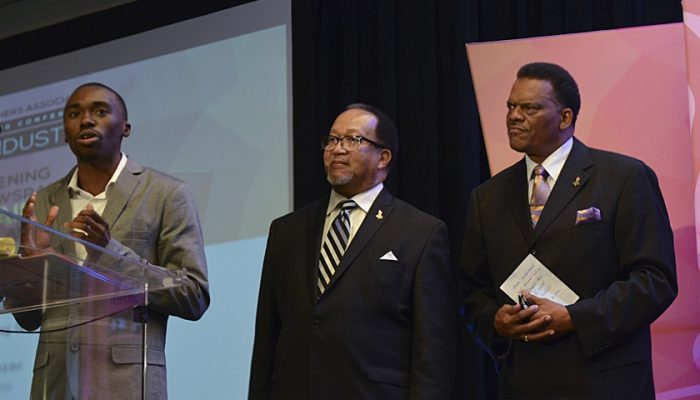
xmin=376 ymin=210 xmax=383 ymax=220
xmin=573 ymin=177 xmax=581 ymax=187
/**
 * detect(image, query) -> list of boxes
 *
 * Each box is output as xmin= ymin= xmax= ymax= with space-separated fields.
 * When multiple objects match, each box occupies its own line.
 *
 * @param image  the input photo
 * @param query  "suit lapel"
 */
xmin=307 ymin=198 xmax=328 ymax=303
xmin=101 ymin=159 xmax=143 ymax=228
xmin=504 ymin=160 xmax=536 ymax=245
xmin=532 ymin=138 xmax=592 ymax=242
xmin=47 ymin=169 xmax=77 ymax=258
xmin=324 ymin=189 xmax=394 ymax=294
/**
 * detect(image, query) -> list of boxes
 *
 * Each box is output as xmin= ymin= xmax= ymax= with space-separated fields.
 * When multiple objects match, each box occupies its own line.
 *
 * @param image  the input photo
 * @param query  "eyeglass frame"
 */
xmin=320 ymin=135 xmax=386 ymax=151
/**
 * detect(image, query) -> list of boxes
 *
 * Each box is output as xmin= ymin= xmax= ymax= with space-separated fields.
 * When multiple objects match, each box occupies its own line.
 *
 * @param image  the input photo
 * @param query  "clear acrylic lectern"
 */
xmin=0 ymin=208 xmax=184 ymax=400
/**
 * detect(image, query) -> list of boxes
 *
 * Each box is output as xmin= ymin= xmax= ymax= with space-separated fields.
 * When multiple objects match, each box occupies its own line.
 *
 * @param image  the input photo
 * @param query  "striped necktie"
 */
xmin=318 ymin=200 xmax=357 ymax=296
xmin=530 ymin=164 xmax=550 ymax=227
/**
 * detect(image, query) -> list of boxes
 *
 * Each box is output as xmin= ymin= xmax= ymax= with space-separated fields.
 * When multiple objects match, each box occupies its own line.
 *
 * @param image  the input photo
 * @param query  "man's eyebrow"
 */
xmin=90 ymin=101 xmax=112 ymax=108
xmin=329 ymin=128 xmax=362 ymax=135
xmin=65 ymin=101 xmax=112 ymax=109
xmin=507 ymin=100 xmax=544 ymax=106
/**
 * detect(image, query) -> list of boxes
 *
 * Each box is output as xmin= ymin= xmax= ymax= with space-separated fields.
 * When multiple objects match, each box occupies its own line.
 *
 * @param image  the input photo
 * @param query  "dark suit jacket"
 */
xmin=14 ymin=159 xmax=210 ymax=400
xmin=249 ymin=188 xmax=456 ymax=399
xmin=461 ymin=138 xmax=677 ymax=400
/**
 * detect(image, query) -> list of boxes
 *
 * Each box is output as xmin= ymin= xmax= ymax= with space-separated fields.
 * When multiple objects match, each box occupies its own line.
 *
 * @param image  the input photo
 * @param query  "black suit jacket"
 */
xmin=249 ymin=188 xmax=456 ymax=399
xmin=461 ymin=138 xmax=677 ymax=399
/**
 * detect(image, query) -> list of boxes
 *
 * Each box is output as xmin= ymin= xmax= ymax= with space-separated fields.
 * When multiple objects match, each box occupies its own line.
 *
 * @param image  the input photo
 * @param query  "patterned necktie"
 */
xmin=318 ymin=200 xmax=357 ymax=295
xmin=530 ymin=164 xmax=550 ymax=227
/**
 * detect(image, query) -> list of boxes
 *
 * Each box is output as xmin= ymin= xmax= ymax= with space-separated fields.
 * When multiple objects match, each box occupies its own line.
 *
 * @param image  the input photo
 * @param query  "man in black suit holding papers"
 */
xmin=460 ymin=62 xmax=677 ymax=399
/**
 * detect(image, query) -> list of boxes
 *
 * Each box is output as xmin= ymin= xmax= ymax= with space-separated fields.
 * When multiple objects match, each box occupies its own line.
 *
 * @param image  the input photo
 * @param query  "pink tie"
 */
xmin=530 ymin=165 xmax=550 ymax=227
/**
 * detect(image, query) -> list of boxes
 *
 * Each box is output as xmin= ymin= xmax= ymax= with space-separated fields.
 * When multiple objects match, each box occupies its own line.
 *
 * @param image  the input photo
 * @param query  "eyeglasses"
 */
xmin=320 ymin=135 xmax=385 ymax=151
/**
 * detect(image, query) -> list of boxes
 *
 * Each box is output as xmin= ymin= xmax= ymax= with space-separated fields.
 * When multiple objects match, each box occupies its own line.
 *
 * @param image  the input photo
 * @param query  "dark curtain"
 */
xmin=291 ymin=0 xmax=682 ymax=398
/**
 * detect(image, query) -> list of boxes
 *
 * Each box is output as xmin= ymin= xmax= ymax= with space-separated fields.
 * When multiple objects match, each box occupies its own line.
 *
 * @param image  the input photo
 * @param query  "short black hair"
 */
xmin=345 ymin=103 xmax=398 ymax=168
xmin=69 ymin=82 xmax=128 ymax=120
xmin=517 ymin=62 xmax=580 ymax=125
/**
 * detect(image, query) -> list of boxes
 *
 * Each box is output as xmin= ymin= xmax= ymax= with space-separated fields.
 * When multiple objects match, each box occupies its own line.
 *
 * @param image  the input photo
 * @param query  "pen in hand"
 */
xmin=518 ymin=292 xmax=531 ymax=309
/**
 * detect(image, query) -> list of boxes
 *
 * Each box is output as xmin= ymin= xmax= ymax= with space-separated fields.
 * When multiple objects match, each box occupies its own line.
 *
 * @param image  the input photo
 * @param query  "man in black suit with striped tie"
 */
xmin=249 ymin=103 xmax=456 ymax=399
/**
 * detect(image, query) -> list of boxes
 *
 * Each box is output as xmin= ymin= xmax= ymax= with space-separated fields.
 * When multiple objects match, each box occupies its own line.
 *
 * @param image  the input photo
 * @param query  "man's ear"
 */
xmin=559 ymin=108 xmax=573 ymax=130
xmin=122 ymin=122 xmax=132 ymax=138
xmin=378 ymin=149 xmax=392 ymax=170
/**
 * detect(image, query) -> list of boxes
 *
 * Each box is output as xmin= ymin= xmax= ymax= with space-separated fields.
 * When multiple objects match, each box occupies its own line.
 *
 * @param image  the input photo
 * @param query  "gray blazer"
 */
xmin=14 ymin=159 xmax=209 ymax=400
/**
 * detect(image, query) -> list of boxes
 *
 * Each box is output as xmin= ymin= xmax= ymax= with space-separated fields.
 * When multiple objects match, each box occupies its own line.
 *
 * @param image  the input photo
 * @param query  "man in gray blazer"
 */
xmin=16 ymin=82 xmax=210 ymax=399
xmin=460 ymin=62 xmax=677 ymax=399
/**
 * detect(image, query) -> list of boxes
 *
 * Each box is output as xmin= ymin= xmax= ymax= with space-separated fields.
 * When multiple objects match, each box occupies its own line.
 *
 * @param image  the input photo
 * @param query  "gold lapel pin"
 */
xmin=573 ymin=177 xmax=581 ymax=187
xmin=376 ymin=210 xmax=383 ymax=220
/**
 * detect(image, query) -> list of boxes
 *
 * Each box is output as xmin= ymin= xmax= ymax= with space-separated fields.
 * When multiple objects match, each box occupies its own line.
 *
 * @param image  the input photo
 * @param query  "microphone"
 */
xmin=0 ymin=237 xmax=17 ymax=257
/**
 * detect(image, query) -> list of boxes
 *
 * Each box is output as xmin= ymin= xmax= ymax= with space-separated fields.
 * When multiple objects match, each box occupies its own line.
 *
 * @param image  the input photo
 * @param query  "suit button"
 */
xmin=531 ymin=250 xmax=536 ymax=255
xmin=312 ymin=320 xmax=320 ymax=329
xmin=70 ymin=343 xmax=80 ymax=352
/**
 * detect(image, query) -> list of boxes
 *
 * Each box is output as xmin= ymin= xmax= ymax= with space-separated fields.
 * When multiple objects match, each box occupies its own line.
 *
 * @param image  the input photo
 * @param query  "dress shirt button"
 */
xmin=70 ymin=343 xmax=80 ymax=352
xmin=312 ymin=320 xmax=320 ymax=329
xmin=530 ymin=250 xmax=536 ymax=255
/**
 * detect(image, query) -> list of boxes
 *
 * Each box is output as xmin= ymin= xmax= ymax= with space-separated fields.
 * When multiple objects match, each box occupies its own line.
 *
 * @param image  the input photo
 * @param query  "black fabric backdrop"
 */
xmin=291 ymin=1 xmax=682 ymax=398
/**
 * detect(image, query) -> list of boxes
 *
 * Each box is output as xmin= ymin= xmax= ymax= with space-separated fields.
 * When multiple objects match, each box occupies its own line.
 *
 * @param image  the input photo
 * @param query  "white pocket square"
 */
xmin=379 ymin=251 xmax=398 ymax=261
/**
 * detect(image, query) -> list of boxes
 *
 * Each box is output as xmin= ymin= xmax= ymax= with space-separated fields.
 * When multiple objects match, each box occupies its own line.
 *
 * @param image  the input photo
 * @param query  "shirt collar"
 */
xmin=68 ymin=153 xmax=128 ymax=197
xmin=327 ymin=182 xmax=384 ymax=215
xmin=525 ymin=137 xmax=573 ymax=182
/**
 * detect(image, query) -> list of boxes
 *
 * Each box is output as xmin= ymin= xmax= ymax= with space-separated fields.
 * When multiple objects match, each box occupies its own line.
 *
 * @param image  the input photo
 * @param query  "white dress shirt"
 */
xmin=67 ymin=153 xmax=128 ymax=261
xmin=322 ymin=182 xmax=384 ymax=249
xmin=525 ymin=137 xmax=573 ymax=201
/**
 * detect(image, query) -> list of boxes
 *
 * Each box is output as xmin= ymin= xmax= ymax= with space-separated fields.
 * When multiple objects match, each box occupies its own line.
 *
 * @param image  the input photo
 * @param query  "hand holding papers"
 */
xmin=500 ymin=254 xmax=579 ymax=306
